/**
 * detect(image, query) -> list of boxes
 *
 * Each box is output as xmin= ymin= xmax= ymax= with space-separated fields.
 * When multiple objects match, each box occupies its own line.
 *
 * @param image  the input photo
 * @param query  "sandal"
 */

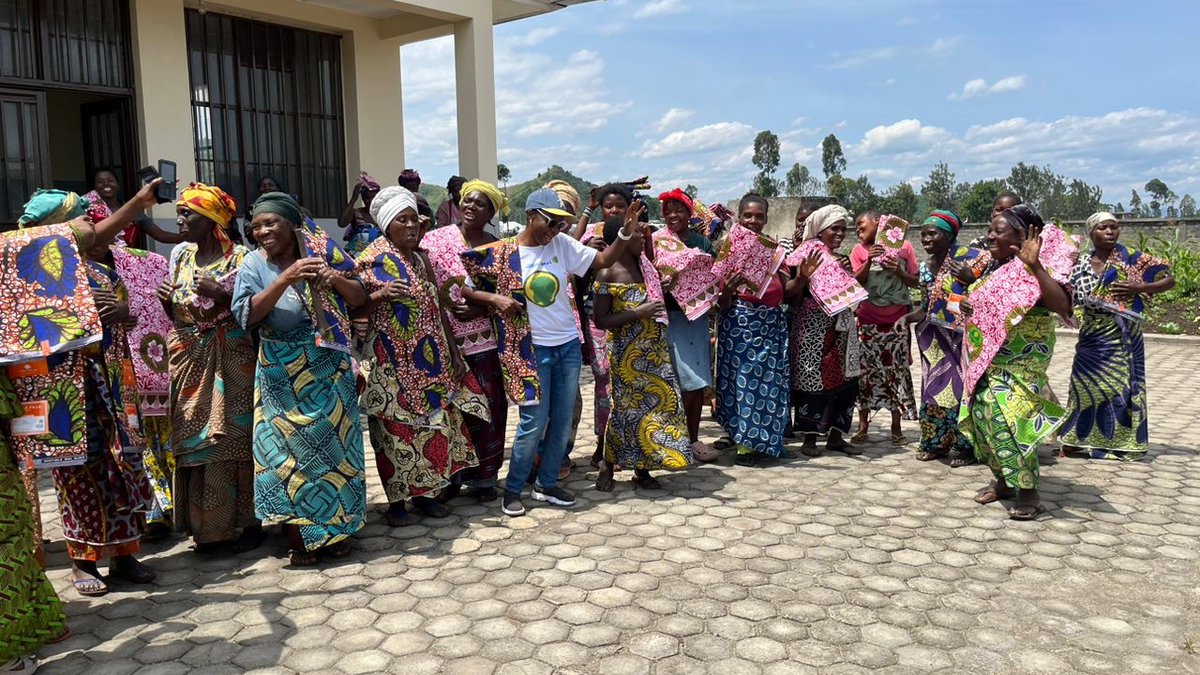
xmin=70 ymin=569 xmax=108 ymax=597
xmin=827 ymin=440 xmax=862 ymax=456
xmin=1 ymin=655 xmax=38 ymax=673
xmin=914 ymin=451 xmax=940 ymax=461
xmin=384 ymin=504 xmax=412 ymax=528
xmin=110 ymin=557 xmax=156 ymax=584
xmin=974 ymin=482 xmax=1015 ymax=505
xmin=558 ymin=461 xmax=573 ymax=481
xmin=413 ymin=497 xmax=450 ymax=519
xmin=1008 ymin=503 xmax=1046 ymax=521
xmin=323 ymin=540 xmax=353 ymax=559
xmin=691 ymin=441 xmax=719 ymax=463
xmin=800 ymin=443 xmax=822 ymax=458
xmin=437 ymin=483 xmax=463 ymax=504
xmin=890 ymin=433 xmax=909 ymax=446
xmin=289 ymin=550 xmax=319 ymax=567
xmin=595 ymin=464 xmax=616 ymax=493
xmin=713 ymin=436 xmax=735 ymax=452
xmin=849 ymin=430 xmax=869 ymax=444
xmin=631 ymin=472 xmax=662 ymax=490
xmin=948 ymin=451 xmax=974 ymax=468
xmin=230 ymin=526 xmax=268 ymax=554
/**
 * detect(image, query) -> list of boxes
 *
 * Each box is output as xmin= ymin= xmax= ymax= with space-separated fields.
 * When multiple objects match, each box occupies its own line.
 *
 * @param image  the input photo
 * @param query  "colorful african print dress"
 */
xmin=422 ymin=226 xmax=507 ymax=487
xmin=960 ymin=309 xmax=1063 ymax=490
xmin=111 ymin=246 xmax=175 ymax=531
xmin=792 ymin=254 xmax=862 ymax=436
xmin=716 ymin=276 xmax=790 ymax=457
xmin=1060 ymin=244 xmax=1169 ymax=461
xmin=914 ymin=246 xmax=989 ymax=459
xmin=354 ymin=237 xmax=482 ymax=503
xmin=168 ymin=244 xmax=258 ymax=543
xmin=50 ymin=260 xmax=155 ymax=561
xmin=851 ymin=243 xmax=917 ymax=419
xmin=0 ymin=373 xmax=67 ymax=662
xmin=232 ymin=251 xmax=365 ymax=552
xmin=594 ymin=281 xmax=692 ymax=471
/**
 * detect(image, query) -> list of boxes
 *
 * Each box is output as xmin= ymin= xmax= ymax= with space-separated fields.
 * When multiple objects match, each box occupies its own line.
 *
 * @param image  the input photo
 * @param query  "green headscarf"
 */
xmin=922 ymin=209 xmax=962 ymax=241
xmin=18 ymin=189 xmax=85 ymax=228
xmin=250 ymin=191 xmax=302 ymax=225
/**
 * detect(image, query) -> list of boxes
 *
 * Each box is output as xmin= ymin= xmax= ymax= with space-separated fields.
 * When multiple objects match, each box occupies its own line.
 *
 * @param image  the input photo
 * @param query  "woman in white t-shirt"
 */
xmin=461 ymin=188 xmax=642 ymax=517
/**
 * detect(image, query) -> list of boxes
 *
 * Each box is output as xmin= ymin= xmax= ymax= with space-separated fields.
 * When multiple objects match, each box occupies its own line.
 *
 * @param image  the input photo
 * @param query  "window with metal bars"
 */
xmin=185 ymin=9 xmax=346 ymax=219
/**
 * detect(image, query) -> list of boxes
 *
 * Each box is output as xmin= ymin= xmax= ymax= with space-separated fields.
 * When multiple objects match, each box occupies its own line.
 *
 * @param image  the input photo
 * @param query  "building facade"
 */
xmin=0 ymin=0 xmax=590 ymax=226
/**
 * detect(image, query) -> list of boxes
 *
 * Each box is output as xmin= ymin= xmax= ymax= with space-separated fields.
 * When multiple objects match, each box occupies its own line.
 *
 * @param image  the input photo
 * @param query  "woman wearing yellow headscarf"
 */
xmin=421 ymin=178 xmax=511 ymax=503
xmin=157 ymin=183 xmax=264 ymax=553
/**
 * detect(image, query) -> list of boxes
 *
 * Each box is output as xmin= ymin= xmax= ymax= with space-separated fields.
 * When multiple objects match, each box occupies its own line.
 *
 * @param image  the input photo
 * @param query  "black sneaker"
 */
xmin=531 ymin=484 xmax=576 ymax=508
xmin=470 ymin=486 xmax=499 ymax=503
xmin=502 ymin=491 xmax=526 ymax=517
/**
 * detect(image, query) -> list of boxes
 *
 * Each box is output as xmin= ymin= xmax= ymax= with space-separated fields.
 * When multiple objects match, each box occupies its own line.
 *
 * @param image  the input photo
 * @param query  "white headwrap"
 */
xmin=801 ymin=204 xmax=852 ymax=242
xmin=369 ymin=185 xmax=418 ymax=232
xmin=1085 ymin=211 xmax=1117 ymax=233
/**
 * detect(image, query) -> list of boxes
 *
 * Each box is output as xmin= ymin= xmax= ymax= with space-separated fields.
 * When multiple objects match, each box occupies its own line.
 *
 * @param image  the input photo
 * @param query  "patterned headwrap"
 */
xmin=544 ymin=179 xmax=580 ymax=216
xmin=179 ymin=182 xmax=238 ymax=250
xmin=251 ymin=191 xmax=303 ymax=226
xmin=658 ymin=188 xmax=694 ymax=214
xmin=923 ymin=209 xmax=962 ymax=240
xmin=17 ymin=189 xmax=85 ymax=228
xmin=397 ymin=169 xmax=422 ymax=192
xmin=1085 ymin=211 xmax=1117 ymax=233
xmin=369 ymin=185 xmax=418 ymax=231
xmin=998 ymin=203 xmax=1045 ymax=236
xmin=460 ymin=179 xmax=510 ymax=219
xmin=357 ymin=171 xmax=381 ymax=193
xmin=801 ymin=204 xmax=852 ymax=242
xmin=83 ymin=190 xmax=113 ymax=222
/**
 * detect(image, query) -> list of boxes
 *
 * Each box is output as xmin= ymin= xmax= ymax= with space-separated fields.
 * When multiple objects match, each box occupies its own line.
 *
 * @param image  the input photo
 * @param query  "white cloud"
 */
xmin=633 ymin=0 xmax=686 ymax=19
xmin=506 ymin=27 xmax=561 ymax=47
xmin=652 ymin=108 xmax=696 ymax=133
xmin=855 ymin=119 xmax=951 ymax=155
xmin=637 ymin=122 xmax=755 ymax=159
xmin=949 ymin=75 xmax=1028 ymax=101
xmin=897 ymin=16 xmax=919 ymax=26
xmin=827 ymin=46 xmax=899 ymax=70
xmin=828 ymin=36 xmax=961 ymax=70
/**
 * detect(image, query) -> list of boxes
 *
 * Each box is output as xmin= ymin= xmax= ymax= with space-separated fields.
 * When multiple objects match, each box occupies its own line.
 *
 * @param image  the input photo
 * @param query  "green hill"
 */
xmin=502 ymin=165 xmax=597 ymax=225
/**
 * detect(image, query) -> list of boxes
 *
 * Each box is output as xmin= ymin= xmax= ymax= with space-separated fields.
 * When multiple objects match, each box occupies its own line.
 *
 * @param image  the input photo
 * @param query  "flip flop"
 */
xmin=850 ymin=430 xmax=869 ymax=444
xmin=890 ymin=433 xmax=910 ymax=446
xmin=289 ymin=550 xmax=319 ymax=567
xmin=974 ymin=483 xmax=1014 ymax=505
xmin=915 ymin=451 xmax=940 ymax=461
xmin=71 ymin=574 xmax=108 ymax=598
xmin=322 ymin=540 xmax=353 ymax=559
xmin=1008 ymin=503 xmax=1046 ymax=521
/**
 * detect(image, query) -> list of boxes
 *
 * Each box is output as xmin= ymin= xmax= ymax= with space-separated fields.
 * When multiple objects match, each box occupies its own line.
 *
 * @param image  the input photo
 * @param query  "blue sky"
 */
xmin=401 ymin=0 xmax=1200 ymax=207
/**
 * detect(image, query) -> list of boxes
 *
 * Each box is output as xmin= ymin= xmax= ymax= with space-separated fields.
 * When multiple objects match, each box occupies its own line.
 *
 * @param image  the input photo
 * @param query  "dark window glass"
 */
xmin=185 ymin=9 xmax=346 ymax=218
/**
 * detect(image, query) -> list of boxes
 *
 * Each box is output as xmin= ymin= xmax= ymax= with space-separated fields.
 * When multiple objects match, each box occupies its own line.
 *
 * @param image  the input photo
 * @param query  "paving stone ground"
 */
xmin=31 ymin=334 xmax=1200 ymax=674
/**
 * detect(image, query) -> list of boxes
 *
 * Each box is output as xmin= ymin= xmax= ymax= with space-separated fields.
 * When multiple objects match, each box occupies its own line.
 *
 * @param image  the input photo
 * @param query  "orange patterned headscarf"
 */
xmin=178 ymin=182 xmax=237 ymax=250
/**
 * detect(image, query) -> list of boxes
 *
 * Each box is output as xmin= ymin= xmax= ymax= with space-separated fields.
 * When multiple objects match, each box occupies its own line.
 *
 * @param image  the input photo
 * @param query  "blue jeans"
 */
xmin=505 ymin=339 xmax=583 ymax=494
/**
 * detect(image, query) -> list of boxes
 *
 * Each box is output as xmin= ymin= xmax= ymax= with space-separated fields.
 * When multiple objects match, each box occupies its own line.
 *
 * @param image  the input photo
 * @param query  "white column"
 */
xmin=453 ymin=6 xmax=498 ymax=182
xmin=128 ymin=0 xmax=194 ymax=219
xmin=344 ymin=29 xmax=405 ymax=184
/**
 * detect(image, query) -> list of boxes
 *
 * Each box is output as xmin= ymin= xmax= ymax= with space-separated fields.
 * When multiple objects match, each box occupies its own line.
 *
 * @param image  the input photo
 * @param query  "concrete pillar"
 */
xmin=343 ymin=30 xmax=405 ymax=185
xmin=453 ymin=6 xmax=498 ymax=182
xmin=128 ymin=0 xmax=195 ymax=219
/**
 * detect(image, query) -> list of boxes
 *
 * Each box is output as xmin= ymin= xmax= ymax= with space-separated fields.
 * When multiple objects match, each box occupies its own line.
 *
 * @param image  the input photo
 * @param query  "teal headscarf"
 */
xmin=250 ymin=191 xmax=303 ymax=225
xmin=922 ymin=209 xmax=962 ymax=241
xmin=18 ymin=189 xmax=86 ymax=228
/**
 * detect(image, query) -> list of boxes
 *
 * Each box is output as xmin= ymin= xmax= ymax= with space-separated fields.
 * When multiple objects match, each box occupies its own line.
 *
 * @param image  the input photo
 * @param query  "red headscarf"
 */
xmin=658 ymin=188 xmax=693 ymax=213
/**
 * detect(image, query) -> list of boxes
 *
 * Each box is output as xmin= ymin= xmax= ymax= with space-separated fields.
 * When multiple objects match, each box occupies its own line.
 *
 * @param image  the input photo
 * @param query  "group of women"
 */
xmin=0 ymin=167 xmax=1174 ymax=672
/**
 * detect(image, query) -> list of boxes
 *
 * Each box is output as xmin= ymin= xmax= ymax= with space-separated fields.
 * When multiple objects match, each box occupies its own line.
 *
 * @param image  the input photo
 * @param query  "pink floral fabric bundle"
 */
xmin=786 ymin=240 xmax=868 ymax=316
xmin=421 ymin=226 xmax=497 ymax=355
xmin=714 ymin=224 xmax=785 ymax=299
xmin=961 ymin=224 xmax=1077 ymax=398
xmin=651 ymin=229 xmax=718 ymax=320
xmin=112 ymin=247 xmax=172 ymax=416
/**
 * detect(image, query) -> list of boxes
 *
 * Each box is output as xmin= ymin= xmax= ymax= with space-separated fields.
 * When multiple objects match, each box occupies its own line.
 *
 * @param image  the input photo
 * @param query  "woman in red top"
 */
xmin=849 ymin=211 xmax=919 ymax=445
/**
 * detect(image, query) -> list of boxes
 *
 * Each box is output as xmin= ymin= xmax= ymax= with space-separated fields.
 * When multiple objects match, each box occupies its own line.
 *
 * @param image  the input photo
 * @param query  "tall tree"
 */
xmin=1144 ymin=179 xmax=1174 ymax=218
xmin=1129 ymin=189 xmax=1144 ymax=217
xmin=821 ymin=134 xmax=846 ymax=179
xmin=784 ymin=163 xmax=818 ymax=198
xmin=921 ymin=162 xmax=958 ymax=211
xmin=959 ymin=180 xmax=1006 ymax=223
xmin=1063 ymin=179 xmax=1104 ymax=219
xmin=1180 ymin=194 xmax=1197 ymax=217
xmin=496 ymin=163 xmax=511 ymax=188
xmin=881 ymin=182 xmax=919 ymax=223
xmin=830 ymin=174 xmax=879 ymax=217
xmin=684 ymin=184 xmax=699 ymax=200
xmin=751 ymin=130 xmax=781 ymax=197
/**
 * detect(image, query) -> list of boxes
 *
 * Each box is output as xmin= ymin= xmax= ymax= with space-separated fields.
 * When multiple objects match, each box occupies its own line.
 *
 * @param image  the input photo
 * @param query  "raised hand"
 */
xmin=797 ymin=251 xmax=822 ymax=279
xmin=1014 ymin=224 xmax=1043 ymax=269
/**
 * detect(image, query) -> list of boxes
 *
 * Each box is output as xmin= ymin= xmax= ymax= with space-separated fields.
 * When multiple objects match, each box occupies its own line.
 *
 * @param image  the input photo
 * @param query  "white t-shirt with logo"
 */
xmin=519 ymin=234 xmax=597 ymax=347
